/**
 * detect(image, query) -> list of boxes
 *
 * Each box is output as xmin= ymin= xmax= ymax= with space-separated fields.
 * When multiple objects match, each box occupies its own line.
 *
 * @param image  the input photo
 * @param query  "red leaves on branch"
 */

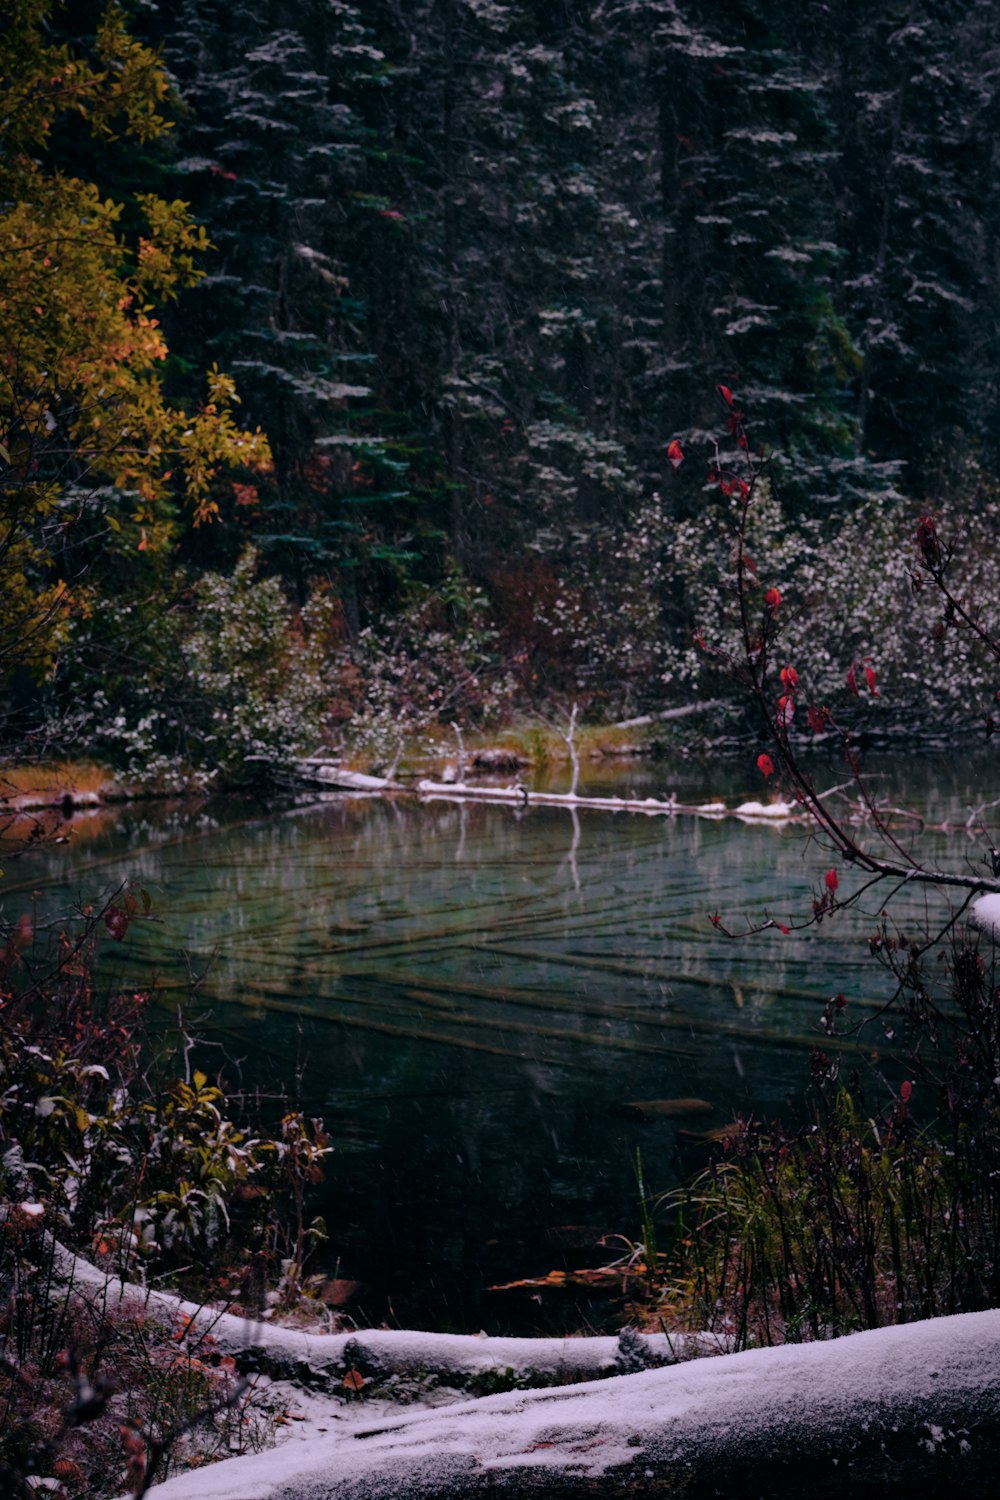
xmin=806 ymin=703 xmax=832 ymax=733
xmin=779 ymin=664 xmax=799 ymax=692
xmin=916 ymin=515 xmax=942 ymax=569
xmin=757 ymin=753 xmax=775 ymax=779
xmin=718 ymin=384 xmax=735 ymax=406
xmin=713 ymin=465 xmax=749 ymax=501
xmin=104 ymin=904 xmax=129 ymax=942
xmin=764 ymin=588 xmax=781 ymax=614
xmin=847 ymin=657 xmax=880 ymax=698
xmin=824 ymin=868 xmax=839 ymax=894
xmin=667 ymin=439 xmax=684 ymax=469
xmin=776 ymin=695 xmax=795 ymax=727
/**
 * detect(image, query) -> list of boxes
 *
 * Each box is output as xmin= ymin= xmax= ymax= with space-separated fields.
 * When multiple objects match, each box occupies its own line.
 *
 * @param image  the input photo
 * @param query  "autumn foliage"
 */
xmin=0 ymin=2 xmax=269 ymax=680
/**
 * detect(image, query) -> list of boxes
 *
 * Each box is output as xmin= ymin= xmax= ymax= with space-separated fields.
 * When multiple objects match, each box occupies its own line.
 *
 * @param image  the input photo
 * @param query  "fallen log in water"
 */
xmin=137 ymin=1309 xmax=1000 ymax=1498
xmin=416 ymin=779 xmax=797 ymax=821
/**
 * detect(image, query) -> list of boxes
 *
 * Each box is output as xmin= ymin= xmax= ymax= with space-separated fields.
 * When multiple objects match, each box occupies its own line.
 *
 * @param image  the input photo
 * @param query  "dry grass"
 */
xmin=0 ymin=762 xmax=112 ymax=806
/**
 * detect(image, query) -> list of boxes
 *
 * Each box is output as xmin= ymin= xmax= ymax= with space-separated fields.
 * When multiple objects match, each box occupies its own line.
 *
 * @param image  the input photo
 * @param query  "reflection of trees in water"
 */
xmin=17 ymin=779 xmax=986 ymax=1091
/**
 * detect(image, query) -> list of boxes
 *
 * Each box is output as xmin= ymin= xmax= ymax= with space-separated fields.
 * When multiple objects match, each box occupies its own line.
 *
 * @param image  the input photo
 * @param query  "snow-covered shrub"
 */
xmin=541 ymin=481 xmax=1000 ymax=723
xmin=49 ymin=548 xmax=338 ymax=784
xmin=334 ymin=574 xmax=518 ymax=768
xmin=178 ymin=547 xmax=337 ymax=776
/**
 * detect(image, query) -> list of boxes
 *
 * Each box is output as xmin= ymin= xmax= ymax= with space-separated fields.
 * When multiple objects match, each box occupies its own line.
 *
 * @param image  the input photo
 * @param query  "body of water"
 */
xmin=6 ymin=752 xmax=992 ymax=1330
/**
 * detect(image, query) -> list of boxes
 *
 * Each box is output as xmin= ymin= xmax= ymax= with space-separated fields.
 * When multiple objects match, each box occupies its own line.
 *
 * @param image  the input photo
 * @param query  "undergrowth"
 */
xmin=0 ymin=899 xmax=331 ymax=1497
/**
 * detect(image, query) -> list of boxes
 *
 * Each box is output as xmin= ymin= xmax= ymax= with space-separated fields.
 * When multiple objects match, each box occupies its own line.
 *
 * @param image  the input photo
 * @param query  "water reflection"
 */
xmin=7 ymin=753 xmax=991 ymax=1329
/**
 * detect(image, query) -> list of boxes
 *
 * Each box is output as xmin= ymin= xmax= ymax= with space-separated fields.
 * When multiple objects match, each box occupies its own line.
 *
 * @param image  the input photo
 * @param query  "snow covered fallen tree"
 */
xmin=52 ymin=1239 xmax=719 ymax=1391
xmin=136 ymin=1308 xmax=1000 ymax=1498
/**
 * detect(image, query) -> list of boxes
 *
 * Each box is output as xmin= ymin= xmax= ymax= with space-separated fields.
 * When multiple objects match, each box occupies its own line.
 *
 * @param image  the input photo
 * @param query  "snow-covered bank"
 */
xmin=136 ymin=1308 xmax=1000 ymax=1498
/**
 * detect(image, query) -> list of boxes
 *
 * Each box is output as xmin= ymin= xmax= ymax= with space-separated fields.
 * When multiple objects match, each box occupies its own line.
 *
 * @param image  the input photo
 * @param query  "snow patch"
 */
xmin=734 ymin=799 xmax=795 ymax=821
xmin=972 ymin=893 xmax=1000 ymax=938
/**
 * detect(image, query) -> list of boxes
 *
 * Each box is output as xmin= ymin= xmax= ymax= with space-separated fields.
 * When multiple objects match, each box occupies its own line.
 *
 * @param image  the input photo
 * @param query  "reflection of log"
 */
xmin=144 ymin=1310 xmax=1000 ymax=1498
xmin=618 ymin=1097 xmax=713 ymax=1119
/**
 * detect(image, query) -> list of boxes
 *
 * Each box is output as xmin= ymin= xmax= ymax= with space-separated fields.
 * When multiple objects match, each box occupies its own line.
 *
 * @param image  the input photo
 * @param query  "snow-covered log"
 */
xmin=51 ymin=1241 xmax=718 ymax=1391
xmin=293 ymin=762 xmax=403 ymax=792
xmin=417 ymin=781 xmax=800 ymax=823
xmin=140 ymin=1309 xmax=1000 ymax=1498
xmin=612 ymin=699 xmax=727 ymax=729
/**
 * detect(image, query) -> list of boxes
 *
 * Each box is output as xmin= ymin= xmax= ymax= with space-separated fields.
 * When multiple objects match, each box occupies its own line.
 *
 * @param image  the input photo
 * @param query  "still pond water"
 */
xmin=10 ymin=752 xmax=994 ymax=1330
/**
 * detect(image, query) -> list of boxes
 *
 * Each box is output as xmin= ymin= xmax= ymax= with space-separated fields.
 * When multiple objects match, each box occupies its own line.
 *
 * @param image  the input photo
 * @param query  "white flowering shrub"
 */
xmin=334 ymin=574 xmax=519 ymax=769
xmin=178 ymin=548 xmax=337 ymax=775
xmin=529 ymin=478 xmax=1000 ymax=726
xmin=663 ymin=485 xmax=1000 ymax=722
xmin=50 ymin=548 xmax=337 ymax=784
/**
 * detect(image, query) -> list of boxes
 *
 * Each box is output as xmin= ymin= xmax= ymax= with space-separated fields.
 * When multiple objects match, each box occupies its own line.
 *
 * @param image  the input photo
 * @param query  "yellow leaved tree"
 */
xmin=0 ymin=1 xmax=271 ymax=682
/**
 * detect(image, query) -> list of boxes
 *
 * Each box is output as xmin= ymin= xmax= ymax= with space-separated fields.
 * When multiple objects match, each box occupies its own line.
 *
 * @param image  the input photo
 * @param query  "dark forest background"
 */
xmin=5 ymin=0 xmax=1000 ymax=776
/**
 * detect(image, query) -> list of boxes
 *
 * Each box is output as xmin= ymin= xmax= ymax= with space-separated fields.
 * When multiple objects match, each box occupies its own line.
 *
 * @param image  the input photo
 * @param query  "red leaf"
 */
xmin=776 ymin=695 xmax=795 ymax=727
xmin=864 ymin=660 xmax=880 ymax=697
xmin=900 ymin=1080 xmax=913 ymax=1103
xmin=104 ymin=905 xmax=129 ymax=942
xmin=807 ymin=704 xmax=830 ymax=734
xmin=667 ymin=439 xmax=684 ymax=470
xmin=717 ymin=384 xmax=735 ymax=406
xmin=764 ymin=588 xmax=781 ymax=614
xmin=824 ymin=868 xmax=839 ymax=894
xmin=916 ymin=515 xmax=941 ymax=568
xmin=847 ymin=661 xmax=858 ymax=695
xmin=780 ymin=664 xmax=799 ymax=692
xmin=743 ymin=553 xmax=758 ymax=578
xmin=757 ymin=753 xmax=774 ymax=779
xmin=777 ymin=923 xmax=791 ymax=935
